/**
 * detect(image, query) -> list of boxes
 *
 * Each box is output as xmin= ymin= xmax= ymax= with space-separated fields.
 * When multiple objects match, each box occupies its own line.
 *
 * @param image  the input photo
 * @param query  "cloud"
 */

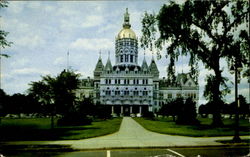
xmin=12 ymin=68 xmax=50 ymax=76
xmin=97 ymin=24 xmax=117 ymax=33
xmin=70 ymin=38 xmax=113 ymax=51
xmin=7 ymin=1 xmax=25 ymax=14
xmin=81 ymin=15 xmax=104 ymax=28
xmin=15 ymin=35 xmax=45 ymax=48
xmin=44 ymin=5 xmax=54 ymax=12
xmin=10 ymin=58 xmax=30 ymax=67
xmin=27 ymin=1 xmax=41 ymax=9
xmin=53 ymin=57 xmax=65 ymax=66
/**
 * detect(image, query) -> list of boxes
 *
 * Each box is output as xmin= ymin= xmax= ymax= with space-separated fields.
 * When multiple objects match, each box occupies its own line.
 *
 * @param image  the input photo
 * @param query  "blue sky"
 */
xmin=1 ymin=1 xmax=249 ymax=104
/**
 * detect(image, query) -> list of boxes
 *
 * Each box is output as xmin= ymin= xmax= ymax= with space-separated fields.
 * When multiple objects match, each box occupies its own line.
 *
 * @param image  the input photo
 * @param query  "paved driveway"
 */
xmin=3 ymin=117 xmax=249 ymax=150
xmin=68 ymin=117 xmax=247 ymax=149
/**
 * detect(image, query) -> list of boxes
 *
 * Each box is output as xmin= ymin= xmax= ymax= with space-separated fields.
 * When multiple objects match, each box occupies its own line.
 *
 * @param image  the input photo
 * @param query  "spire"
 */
xmin=94 ymin=51 xmax=104 ymax=72
xmin=149 ymin=52 xmax=159 ymax=78
xmin=141 ymin=54 xmax=148 ymax=71
xmin=99 ymin=50 xmax=102 ymax=59
xmin=94 ymin=51 xmax=104 ymax=79
xmin=123 ymin=8 xmax=131 ymax=28
xmin=105 ymin=51 xmax=112 ymax=71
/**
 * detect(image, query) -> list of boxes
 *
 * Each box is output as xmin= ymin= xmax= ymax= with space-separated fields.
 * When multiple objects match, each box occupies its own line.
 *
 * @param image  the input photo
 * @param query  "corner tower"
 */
xmin=115 ymin=8 xmax=138 ymax=67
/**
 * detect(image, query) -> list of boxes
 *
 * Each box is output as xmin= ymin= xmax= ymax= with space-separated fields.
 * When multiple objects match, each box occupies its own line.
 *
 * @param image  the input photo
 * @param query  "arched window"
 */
xmin=121 ymin=55 xmax=123 ymax=62
xmin=125 ymin=55 xmax=128 ymax=62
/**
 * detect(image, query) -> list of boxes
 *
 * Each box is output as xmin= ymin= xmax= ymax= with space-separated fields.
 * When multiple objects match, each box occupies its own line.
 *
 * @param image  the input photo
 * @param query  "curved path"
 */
xmin=55 ymin=117 xmax=249 ymax=149
xmin=3 ymin=117 xmax=249 ymax=150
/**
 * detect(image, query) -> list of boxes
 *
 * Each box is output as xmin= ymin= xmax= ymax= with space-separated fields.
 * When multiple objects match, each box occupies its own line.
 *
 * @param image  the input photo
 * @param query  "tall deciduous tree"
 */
xmin=28 ymin=69 xmax=81 ymax=128
xmin=140 ymin=1 xmax=249 ymax=126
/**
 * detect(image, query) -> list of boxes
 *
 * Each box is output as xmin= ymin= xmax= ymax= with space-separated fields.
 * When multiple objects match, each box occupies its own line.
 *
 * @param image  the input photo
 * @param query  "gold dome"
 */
xmin=117 ymin=28 xmax=136 ymax=40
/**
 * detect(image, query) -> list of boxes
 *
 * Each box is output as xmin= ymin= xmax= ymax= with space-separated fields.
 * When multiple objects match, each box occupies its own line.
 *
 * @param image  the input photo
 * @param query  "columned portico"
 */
xmin=111 ymin=106 xmax=114 ymax=115
xmin=109 ymin=105 xmax=149 ymax=117
xmin=120 ymin=105 xmax=124 ymax=116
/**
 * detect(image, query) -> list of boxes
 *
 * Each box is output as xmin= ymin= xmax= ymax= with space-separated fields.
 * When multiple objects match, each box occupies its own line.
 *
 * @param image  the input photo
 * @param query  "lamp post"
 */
xmin=230 ymin=58 xmax=242 ymax=143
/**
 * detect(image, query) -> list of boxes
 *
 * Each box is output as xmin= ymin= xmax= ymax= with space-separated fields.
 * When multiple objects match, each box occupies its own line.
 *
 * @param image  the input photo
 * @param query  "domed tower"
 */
xmin=115 ymin=8 xmax=138 ymax=67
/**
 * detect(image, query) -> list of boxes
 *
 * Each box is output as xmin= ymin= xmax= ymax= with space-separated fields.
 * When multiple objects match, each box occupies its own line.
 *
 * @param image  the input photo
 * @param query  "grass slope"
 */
xmin=0 ymin=118 xmax=122 ymax=141
xmin=134 ymin=117 xmax=250 ymax=137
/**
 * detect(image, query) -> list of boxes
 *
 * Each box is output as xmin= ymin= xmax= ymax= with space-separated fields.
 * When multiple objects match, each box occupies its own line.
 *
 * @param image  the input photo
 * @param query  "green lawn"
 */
xmin=134 ymin=117 xmax=250 ymax=137
xmin=0 ymin=118 xmax=122 ymax=141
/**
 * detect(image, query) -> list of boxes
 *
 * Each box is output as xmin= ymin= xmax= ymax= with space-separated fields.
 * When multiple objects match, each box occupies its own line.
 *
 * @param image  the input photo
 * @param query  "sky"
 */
xmin=1 ymin=1 xmax=249 ymax=105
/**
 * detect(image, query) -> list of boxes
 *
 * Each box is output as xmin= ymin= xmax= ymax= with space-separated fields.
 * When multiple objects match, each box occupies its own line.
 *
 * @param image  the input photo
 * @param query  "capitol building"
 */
xmin=77 ymin=9 xmax=199 ymax=116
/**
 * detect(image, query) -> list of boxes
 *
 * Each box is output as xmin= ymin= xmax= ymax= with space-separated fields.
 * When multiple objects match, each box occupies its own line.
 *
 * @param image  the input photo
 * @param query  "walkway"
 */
xmin=3 ymin=117 xmax=250 ymax=150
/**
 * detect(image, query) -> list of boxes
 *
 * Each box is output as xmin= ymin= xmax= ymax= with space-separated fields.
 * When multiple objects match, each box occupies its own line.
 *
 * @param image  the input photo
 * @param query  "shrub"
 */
xmin=57 ymin=112 xmax=92 ymax=126
xmin=143 ymin=111 xmax=155 ymax=120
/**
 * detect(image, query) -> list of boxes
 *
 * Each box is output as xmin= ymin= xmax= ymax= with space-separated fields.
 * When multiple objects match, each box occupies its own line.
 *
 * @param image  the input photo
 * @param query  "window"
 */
xmin=105 ymin=90 xmax=111 ymax=96
xmin=125 ymin=55 xmax=128 ymax=62
xmin=124 ymin=91 xmax=129 ymax=96
xmin=143 ymin=91 xmax=148 ymax=96
xmin=188 ymin=82 xmax=192 ymax=86
xmin=168 ymin=93 xmax=172 ymax=99
xmin=134 ymin=91 xmax=139 ymax=96
xmin=121 ymin=55 xmax=123 ymax=62
xmin=115 ymin=91 xmax=120 ymax=96
xmin=130 ymin=55 xmax=133 ymax=62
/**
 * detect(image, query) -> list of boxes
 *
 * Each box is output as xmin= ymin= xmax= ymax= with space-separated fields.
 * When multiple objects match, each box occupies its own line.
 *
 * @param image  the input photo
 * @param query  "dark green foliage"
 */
xmin=95 ymin=104 xmax=111 ymax=120
xmin=176 ymin=98 xmax=199 ymax=125
xmin=140 ymin=1 xmax=249 ymax=126
xmin=0 ymin=1 xmax=12 ymax=57
xmin=159 ymin=98 xmax=199 ymax=125
xmin=238 ymin=95 xmax=249 ymax=116
xmin=0 ymin=89 xmax=41 ymax=117
xmin=57 ymin=112 xmax=91 ymax=126
xmin=28 ymin=69 xmax=82 ymax=127
xmin=0 ymin=89 xmax=8 ymax=117
xmin=77 ymin=97 xmax=96 ymax=116
xmin=143 ymin=111 xmax=154 ymax=120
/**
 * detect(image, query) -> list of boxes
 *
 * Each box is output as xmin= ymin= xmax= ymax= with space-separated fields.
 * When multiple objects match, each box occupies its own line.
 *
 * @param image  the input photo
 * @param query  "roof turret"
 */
xmin=149 ymin=56 xmax=159 ymax=78
xmin=94 ymin=51 xmax=104 ymax=79
xmin=141 ymin=55 xmax=148 ymax=71
xmin=104 ymin=52 xmax=113 ymax=72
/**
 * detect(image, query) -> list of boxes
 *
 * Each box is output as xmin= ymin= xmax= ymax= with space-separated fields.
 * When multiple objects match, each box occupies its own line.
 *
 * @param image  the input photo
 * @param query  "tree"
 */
xmin=176 ymin=98 xmax=199 ymax=125
xmin=140 ymin=1 xmax=249 ymax=126
xmin=0 ymin=0 xmax=12 ymax=57
xmin=0 ymin=89 xmax=9 ymax=123
xmin=238 ymin=95 xmax=249 ymax=118
xmin=28 ymin=69 xmax=82 ymax=127
xmin=77 ymin=96 xmax=95 ymax=116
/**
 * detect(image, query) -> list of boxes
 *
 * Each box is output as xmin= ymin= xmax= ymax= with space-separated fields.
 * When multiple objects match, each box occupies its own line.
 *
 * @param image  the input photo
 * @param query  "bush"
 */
xmin=176 ymin=98 xmax=199 ymax=125
xmin=57 ymin=112 xmax=92 ymax=126
xmin=143 ymin=111 xmax=155 ymax=120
